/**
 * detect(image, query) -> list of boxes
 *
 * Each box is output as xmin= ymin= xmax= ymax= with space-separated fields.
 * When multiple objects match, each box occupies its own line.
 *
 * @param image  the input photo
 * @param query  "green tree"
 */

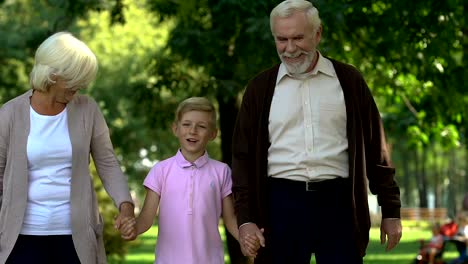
xmin=0 ymin=0 xmax=125 ymax=97
xmin=76 ymin=0 xmax=176 ymax=187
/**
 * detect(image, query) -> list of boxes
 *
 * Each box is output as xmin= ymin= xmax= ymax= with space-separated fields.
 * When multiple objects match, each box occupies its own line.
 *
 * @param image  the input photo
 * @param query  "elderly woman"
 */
xmin=0 ymin=32 xmax=134 ymax=263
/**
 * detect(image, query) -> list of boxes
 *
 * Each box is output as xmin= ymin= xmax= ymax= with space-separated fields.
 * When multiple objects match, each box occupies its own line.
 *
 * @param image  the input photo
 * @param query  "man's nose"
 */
xmin=286 ymin=39 xmax=297 ymax=53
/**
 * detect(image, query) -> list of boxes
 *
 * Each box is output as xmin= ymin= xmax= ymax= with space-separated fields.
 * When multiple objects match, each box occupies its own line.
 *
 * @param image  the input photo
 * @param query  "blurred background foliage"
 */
xmin=0 ymin=0 xmax=466 ymax=262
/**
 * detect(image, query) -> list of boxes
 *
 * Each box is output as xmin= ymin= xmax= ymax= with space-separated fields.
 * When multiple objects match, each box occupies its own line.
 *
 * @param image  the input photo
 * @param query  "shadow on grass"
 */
xmin=361 ymin=239 xmax=460 ymax=264
xmin=122 ymin=227 xmax=157 ymax=264
xmin=121 ymin=225 xmax=463 ymax=264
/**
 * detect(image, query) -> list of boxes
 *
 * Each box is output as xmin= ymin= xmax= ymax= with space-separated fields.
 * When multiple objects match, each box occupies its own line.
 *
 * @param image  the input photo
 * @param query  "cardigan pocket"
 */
xmin=86 ymin=225 xmax=98 ymax=264
xmin=0 ymin=210 xmax=5 ymax=251
xmin=93 ymin=214 xmax=106 ymax=264
xmin=94 ymin=214 xmax=104 ymax=236
xmin=90 ymin=214 xmax=104 ymax=242
xmin=93 ymin=222 xmax=104 ymax=237
xmin=87 ymin=214 xmax=103 ymax=261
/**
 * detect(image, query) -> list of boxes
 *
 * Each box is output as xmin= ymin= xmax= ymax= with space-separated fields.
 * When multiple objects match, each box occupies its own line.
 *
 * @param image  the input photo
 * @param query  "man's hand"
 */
xmin=380 ymin=218 xmax=402 ymax=251
xmin=239 ymin=223 xmax=265 ymax=257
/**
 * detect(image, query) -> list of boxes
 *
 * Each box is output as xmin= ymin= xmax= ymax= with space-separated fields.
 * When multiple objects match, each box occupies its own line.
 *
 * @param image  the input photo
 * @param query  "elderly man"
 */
xmin=231 ymin=1 xmax=402 ymax=263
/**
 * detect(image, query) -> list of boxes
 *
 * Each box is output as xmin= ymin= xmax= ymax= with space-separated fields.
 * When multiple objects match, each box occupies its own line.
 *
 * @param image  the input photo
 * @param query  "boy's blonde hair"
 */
xmin=174 ymin=97 xmax=217 ymax=128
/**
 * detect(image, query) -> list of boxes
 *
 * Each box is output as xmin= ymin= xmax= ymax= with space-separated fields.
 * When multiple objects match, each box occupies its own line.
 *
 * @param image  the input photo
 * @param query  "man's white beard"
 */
xmin=280 ymin=50 xmax=315 ymax=76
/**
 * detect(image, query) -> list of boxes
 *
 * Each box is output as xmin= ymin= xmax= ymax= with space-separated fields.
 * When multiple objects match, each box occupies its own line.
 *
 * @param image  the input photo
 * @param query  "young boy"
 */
xmin=120 ymin=97 xmax=259 ymax=263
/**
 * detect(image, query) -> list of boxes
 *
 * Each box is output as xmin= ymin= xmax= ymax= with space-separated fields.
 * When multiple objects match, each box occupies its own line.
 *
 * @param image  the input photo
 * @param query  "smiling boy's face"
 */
xmin=172 ymin=110 xmax=217 ymax=162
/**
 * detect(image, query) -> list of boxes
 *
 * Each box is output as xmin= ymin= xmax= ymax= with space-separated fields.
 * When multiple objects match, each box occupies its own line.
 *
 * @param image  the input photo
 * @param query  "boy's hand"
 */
xmin=117 ymin=217 xmax=137 ymax=241
xmin=243 ymin=232 xmax=262 ymax=256
xmin=239 ymin=224 xmax=265 ymax=260
xmin=239 ymin=223 xmax=265 ymax=258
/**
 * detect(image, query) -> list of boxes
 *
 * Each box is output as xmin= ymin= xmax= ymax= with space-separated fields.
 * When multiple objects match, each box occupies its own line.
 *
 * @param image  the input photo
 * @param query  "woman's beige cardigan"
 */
xmin=0 ymin=90 xmax=133 ymax=263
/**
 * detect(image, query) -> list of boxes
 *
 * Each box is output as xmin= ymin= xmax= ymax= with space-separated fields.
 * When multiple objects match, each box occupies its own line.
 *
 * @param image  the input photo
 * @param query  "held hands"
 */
xmin=117 ymin=217 xmax=137 ymax=241
xmin=380 ymin=218 xmax=403 ymax=251
xmin=114 ymin=202 xmax=137 ymax=240
xmin=244 ymin=232 xmax=263 ymax=262
xmin=239 ymin=223 xmax=266 ymax=258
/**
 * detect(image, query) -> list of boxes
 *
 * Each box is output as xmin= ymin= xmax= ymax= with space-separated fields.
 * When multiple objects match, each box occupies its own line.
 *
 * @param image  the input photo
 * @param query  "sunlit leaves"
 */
xmin=407 ymin=125 xmax=429 ymax=148
xmin=0 ymin=0 xmax=124 ymax=102
xmin=76 ymin=0 xmax=176 ymax=181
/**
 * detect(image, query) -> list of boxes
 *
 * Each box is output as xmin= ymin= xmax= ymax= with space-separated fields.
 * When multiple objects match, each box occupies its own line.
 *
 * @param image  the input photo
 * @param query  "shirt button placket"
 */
xmin=303 ymin=81 xmax=313 ymax=154
xmin=188 ymin=165 xmax=195 ymax=215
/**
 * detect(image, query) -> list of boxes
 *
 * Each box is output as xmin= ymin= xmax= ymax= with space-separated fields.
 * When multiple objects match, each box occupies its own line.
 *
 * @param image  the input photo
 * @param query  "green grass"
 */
xmin=123 ymin=225 xmax=232 ymax=264
xmin=121 ymin=221 xmax=461 ymax=264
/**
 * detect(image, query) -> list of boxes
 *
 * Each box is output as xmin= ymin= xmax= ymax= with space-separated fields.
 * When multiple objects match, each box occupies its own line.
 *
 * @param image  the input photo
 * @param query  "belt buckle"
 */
xmin=305 ymin=181 xmax=317 ymax=192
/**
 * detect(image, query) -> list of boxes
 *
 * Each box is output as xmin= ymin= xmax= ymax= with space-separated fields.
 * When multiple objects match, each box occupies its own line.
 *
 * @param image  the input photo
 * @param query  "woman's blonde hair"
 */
xmin=29 ymin=31 xmax=98 ymax=91
xmin=174 ymin=97 xmax=217 ymax=128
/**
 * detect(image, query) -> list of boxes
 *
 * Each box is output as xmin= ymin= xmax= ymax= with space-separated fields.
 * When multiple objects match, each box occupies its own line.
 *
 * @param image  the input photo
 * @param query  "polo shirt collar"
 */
xmin=276 ymin=51 xmax=335 ymax=84
xmin=175 ymin=149 xmax=209 ymax=168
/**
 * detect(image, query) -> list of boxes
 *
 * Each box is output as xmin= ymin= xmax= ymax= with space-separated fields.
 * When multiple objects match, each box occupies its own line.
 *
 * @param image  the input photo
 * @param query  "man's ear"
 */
xmin=315 ymin=25 xmax=322 ymax=43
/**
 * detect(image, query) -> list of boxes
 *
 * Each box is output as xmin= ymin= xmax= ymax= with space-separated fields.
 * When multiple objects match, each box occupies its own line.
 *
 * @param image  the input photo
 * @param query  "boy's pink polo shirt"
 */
xmin=143 ymin=150 xmax=232 ymax=264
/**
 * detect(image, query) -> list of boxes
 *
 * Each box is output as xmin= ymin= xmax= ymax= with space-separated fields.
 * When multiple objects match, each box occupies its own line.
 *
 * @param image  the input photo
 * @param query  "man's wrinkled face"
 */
xmin=273 ymin=11 xmax=321 ymax=75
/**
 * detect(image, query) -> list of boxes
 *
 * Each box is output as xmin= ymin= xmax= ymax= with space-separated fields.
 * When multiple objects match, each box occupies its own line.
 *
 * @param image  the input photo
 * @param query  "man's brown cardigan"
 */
xmin=231 ymin=59 xmax=401 ymax=261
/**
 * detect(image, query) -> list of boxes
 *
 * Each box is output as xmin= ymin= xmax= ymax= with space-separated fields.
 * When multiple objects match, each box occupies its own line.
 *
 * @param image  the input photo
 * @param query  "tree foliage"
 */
xmin=143 ymin=0 xmax=467 ymax=209
xmin=0 ymin=0 xmax=125 ymax=100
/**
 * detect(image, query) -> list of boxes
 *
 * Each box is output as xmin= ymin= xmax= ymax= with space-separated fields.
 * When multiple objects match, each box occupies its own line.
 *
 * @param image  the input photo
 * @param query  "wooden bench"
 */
xmin=400 ymin=207 xmax=448 ymax=221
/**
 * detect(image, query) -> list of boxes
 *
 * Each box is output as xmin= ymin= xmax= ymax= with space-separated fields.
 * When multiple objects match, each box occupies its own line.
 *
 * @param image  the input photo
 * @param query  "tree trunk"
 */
xmin=421 ymin=148 xmax=428 ymax=208
xmin=463 ymin=146 xmax=468 ymax=210
xmin=447 ymin=149 xmax=457 ymax=217
xmin=433 ymin=145 xmax=441 ymax=208
xmin=401 ymin=147 xmax=411 ymax=206
xmin=416 ymin=148 xmax=428 ymax=207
